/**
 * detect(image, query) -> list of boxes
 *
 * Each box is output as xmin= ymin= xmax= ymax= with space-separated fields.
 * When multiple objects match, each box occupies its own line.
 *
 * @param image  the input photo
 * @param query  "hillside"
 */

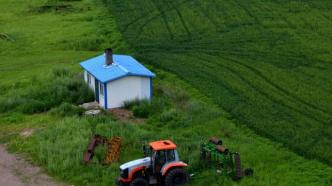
xmin=0 ymin=0 xmax=332 ymax=186
xmin=106 ymin=0 xmax=332 ymax=165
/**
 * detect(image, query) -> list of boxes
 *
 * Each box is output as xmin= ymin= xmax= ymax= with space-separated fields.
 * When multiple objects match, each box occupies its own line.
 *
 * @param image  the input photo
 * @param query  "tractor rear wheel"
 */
xmin=130 ymin=177 xmax=148 ymax=186
xmin=164 ymin=168 xmax=189 ymax=186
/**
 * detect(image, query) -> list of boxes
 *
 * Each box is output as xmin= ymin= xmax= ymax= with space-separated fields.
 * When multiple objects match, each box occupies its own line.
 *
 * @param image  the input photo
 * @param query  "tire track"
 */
xmin=120 ymin=13 xmax=152 ymax=34
xmin=125 ymin=0 xmax=189 ymax=41
xmin=150 ymin=0 xmax=174 ymax=40
xmin=141 ymin=53 xmax=242 ymax=102
xmin=217 ymin=55 xmax=332 ymax=116
xmin=322 ymin=14 xmax=332 ymax=22
xmin=193 ymin=54 xmax=330 ymax=125
xmin=232 ymin=0 xmax=262 ymax=26
xmin=191 ymin=1 xmax=220 ymax=30
xmin=109 ymin=0 xmax=150 ymax=34
xmin=115 ymin=0 xmax=188 ymax=37
xmin=163 ymin=0 xmax=192 ymax=39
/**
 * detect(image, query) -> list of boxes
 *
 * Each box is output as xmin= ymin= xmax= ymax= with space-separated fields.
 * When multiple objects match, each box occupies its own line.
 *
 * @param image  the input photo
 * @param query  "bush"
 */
xmin=49 ymin=102 xmax=84 ymax=117
xmin=0 ymin=112 xmax=25 ymax=123
xmin=52 ymin=67 xmax=72 ymax=77
xmin=123 ymin=99 xmax=153 ymax=118
xmin=123 ymin=99 xmax=142 ymax=109
xmin=160 ymin=108 xmax=181 ymax=123
xmin=0 ymin=68 xmax=94 ymax=114
xmin=132 ymin=102 xmax=151 ymax=118
xmin=17 ymin=99 xmax=46 ymax=114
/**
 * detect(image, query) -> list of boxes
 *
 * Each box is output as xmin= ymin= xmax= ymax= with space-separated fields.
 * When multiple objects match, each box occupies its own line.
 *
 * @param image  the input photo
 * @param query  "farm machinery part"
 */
xmin=83 ymin=134 xmax=121 ymax=164
xmin=116 ymin=140 xmax=189 ymax=186
xmin=201 ymin=137 xmax=253 ymax=180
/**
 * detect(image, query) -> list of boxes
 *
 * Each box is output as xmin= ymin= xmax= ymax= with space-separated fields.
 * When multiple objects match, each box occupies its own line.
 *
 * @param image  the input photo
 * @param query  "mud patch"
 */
xmin=109 ymin=108 xmax=145 ymax=124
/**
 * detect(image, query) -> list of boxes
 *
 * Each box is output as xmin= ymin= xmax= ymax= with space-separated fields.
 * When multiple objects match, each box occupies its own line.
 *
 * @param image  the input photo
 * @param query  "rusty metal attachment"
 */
xmin=83 ymin=135 xmax=105 ymax=163
xmin=83 ymin=134 xmax=121 ymax=164
xmin=105 ymin=137 xmax=121 ymax=164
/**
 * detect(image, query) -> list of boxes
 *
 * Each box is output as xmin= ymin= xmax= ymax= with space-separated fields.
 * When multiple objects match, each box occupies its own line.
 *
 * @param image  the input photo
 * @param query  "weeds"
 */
xmin=49 ymin=102 xmax=84 ymax=117
xmin=0 ymin=68 xmax=94 ymax=114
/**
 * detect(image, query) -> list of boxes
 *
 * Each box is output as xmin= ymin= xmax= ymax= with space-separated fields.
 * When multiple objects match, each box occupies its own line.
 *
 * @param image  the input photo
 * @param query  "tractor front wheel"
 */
xmin=164 ymin=168 xmax=189 ymax=186
xmin=130 ymin=177 xmax=149 ymax=186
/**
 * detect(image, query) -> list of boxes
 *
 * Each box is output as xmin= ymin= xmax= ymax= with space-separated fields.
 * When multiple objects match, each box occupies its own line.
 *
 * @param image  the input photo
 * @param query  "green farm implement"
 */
xmin=201 ymin=137 xmax=253 ymax=180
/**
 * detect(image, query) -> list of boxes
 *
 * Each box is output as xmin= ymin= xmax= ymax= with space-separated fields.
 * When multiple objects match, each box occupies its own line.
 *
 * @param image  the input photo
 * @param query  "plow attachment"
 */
xmin=201 ymin=137 xmax=253 ymax=180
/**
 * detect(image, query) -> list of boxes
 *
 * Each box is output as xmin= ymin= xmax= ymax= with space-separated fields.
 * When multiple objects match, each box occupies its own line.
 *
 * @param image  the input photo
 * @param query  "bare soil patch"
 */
xmin=0 ymin=145 xmax=65 ymax=186
xmin=108 ymin=108 xmax=145 ymax=124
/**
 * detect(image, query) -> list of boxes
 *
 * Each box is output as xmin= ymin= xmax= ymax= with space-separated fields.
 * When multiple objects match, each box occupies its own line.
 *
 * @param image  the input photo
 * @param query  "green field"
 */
xmin=1 ymin=0 xmax=332 ymax=186
xmin=106 ymin=0 xmax=332 ymax=165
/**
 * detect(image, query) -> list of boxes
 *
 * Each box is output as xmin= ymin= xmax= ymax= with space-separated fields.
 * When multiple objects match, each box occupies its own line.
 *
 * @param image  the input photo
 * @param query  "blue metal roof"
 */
xmin=80 ymin=54 xmax=156 ymax=83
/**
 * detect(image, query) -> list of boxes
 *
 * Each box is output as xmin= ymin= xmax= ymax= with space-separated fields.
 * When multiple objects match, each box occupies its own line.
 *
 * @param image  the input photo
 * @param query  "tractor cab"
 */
xmin=148 ymin=140 xmax=178 ymax=175
xmin=117 ymin=140 xmax=189 ymax=186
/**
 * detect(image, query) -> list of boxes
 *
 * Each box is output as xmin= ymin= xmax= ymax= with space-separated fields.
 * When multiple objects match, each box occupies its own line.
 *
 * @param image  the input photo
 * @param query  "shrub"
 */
xmin=132 ymin=102 xmax=151 ymax=118
xmin=0 ymin=68 xmax=94 ymax=114
xmin=49 ymin=102 xmax=84 ymax=117
xmin=152 ymin=97 xmax=170 ymax=112
xmin=123 ymin=99 xmax=141 ymax=109
xmin=124 ymin=98 xmax=169 ymax=116
xmin=0 ymin=112 xmax=25 ymax=123
xmin=159 ymin=85 xmax=189 ymax=107
xmin=52 ymin=67 xmax=72 ymax=77
xmin=17 ymin=99 xmax=46 ymax=114
xmin=159 ymin=108 xmax=181 ymax=123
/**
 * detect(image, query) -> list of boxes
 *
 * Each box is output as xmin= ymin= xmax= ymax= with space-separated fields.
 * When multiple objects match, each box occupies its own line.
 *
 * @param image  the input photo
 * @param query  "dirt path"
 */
xmin=0 ymin=145 xmax=65 ymax=186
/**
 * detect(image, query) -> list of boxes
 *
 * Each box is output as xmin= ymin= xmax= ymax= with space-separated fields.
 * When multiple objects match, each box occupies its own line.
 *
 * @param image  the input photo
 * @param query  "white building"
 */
xmin=80 ymin=49 xmax=155 ymax=109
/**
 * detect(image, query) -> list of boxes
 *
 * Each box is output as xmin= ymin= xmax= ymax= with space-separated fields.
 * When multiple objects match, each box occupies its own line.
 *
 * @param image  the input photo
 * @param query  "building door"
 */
xmin=95 ymin=79 xmax=99 ymax=102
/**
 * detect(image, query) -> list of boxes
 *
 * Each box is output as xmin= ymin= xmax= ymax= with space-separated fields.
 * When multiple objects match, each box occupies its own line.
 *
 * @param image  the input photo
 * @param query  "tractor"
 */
xmin=116 ymin=140 xmax=189 ymax=186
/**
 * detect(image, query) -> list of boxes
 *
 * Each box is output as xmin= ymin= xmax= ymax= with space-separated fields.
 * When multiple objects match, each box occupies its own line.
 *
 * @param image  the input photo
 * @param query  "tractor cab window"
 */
xmin=166 ymin=150 xmax=175 ymax=162
xmin=156 ymin=150 xmax=166 ymax=166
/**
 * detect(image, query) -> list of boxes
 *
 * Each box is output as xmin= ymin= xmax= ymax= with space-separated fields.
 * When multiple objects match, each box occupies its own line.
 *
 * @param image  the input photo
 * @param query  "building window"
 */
xmin=100 ymin=83 xmax=104 ymax=96
xmin=87 ymin=73 xmax=91 ymax=85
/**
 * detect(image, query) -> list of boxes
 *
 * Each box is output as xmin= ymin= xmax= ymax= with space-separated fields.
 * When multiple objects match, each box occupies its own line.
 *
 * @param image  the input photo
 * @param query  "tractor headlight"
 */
xmin=120 ymin=168 xmax=128 ymax=179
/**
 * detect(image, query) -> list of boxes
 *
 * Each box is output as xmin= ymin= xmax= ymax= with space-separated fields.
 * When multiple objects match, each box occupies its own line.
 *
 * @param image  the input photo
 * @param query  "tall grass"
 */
xmin=0 ymin=68 xmax=94 ymax=114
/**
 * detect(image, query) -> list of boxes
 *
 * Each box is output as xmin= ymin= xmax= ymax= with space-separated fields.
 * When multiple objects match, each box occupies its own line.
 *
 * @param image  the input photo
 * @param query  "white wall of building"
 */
xmin=84 ymin=70 xmax=96 ymax=93
xmin=84 ymin=70 xmax=88 ymax=82
xmin=107 ymin=76 xmax=151 ymax=109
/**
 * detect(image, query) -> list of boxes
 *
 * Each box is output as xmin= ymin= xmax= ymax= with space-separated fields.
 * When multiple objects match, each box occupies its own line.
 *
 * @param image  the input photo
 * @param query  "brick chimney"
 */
xmin=105 ymin=48 xmax=113 ymax=66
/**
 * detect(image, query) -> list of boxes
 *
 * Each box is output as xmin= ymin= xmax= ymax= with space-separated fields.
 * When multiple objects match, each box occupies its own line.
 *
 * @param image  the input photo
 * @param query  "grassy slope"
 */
xmin=0 ymin=0 xmax=128 ymax=88
xmin=0 ymin=0 xmax=332 ymax=186
xmin=105 ymin=0 xmax=332 ymax=165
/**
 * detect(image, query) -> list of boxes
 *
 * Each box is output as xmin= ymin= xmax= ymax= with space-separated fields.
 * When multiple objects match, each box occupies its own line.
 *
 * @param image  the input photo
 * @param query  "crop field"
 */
xmin=106 ymin=0 xmax=332 ymax=165
xmin=1 ymin=0 xmax=332 ymax=186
